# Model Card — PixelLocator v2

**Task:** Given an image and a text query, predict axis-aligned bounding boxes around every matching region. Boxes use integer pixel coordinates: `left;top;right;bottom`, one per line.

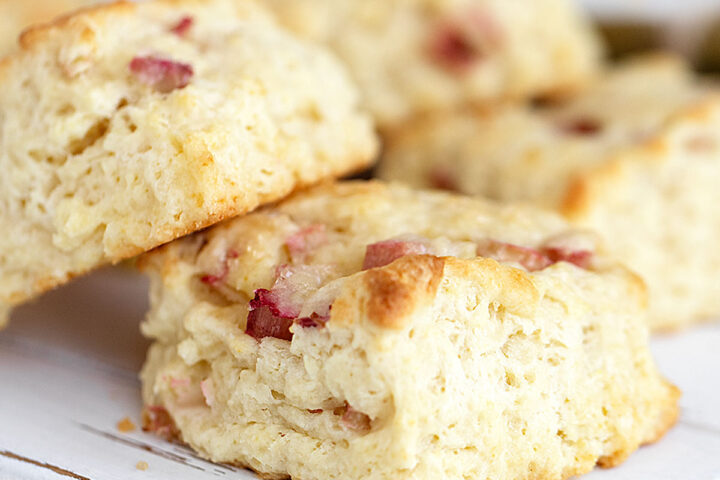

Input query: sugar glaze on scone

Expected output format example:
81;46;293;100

0;0;377;325
380;54;720;330
140;181;678;480
260;0;602;128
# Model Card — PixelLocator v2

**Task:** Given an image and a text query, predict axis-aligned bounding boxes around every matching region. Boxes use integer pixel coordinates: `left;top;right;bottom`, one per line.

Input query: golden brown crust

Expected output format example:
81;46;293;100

443;256;541;318
560;95;720;222
363;255;445;329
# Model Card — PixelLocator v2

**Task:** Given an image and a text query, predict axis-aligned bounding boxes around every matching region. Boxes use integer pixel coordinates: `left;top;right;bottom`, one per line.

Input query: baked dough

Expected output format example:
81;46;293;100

0;0;377;325
261;0;602;128
140;181;678;480
380;54;720;330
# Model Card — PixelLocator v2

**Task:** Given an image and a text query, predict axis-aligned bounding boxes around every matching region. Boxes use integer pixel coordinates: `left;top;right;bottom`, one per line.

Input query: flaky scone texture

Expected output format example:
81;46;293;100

380;54;720;330
140;181;678;480
0;0;377;324
260;0;602;128
0;0;94;56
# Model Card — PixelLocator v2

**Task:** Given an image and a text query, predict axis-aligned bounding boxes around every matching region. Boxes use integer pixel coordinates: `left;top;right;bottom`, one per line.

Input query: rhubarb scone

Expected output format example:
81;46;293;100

0;0;377;325
139;181;678;480
380;54;720;331
260;0;602;128
0;0;94;56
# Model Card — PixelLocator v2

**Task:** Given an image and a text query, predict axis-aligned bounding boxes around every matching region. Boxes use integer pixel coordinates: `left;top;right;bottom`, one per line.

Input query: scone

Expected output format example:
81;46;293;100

140;181;678;480
0;0;94;56
380;54;720;331
0;0;377;325
260;0;603;128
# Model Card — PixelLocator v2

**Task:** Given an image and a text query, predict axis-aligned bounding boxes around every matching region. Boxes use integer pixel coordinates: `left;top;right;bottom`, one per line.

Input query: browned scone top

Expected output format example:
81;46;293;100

139;181;677;480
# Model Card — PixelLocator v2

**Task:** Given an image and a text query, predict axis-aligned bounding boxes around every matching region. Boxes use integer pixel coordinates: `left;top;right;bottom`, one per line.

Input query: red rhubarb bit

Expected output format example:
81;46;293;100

200;250;239;286
477;239;553;272
339;404;371;433
428;23;479;72
170;16;194;36
429;166;459;192
543;247;592;269
295;312;330;329
307;409;324;414
142;406;179;441
428;10;501;72
285;224;327;259
561;117;603;136
363;240;429;270
245;264;336;340
129;56;194;93
245;289;296;341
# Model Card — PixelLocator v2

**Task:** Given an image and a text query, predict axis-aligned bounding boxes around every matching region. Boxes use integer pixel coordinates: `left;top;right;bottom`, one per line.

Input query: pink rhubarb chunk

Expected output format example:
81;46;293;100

363;240;429;270
429;23;478;72
477;239;553;272
129;56;194;93
285;224;327;259
428;10;501;73
245;289;296;341
200;250;239;286
543;247;593;269
477;239;593;271
340;404;371;433
170;16;194;36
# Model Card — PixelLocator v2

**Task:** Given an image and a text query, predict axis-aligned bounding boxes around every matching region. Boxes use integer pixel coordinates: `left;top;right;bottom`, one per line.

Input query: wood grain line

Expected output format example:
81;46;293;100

0;450;92;480
77;424;211;473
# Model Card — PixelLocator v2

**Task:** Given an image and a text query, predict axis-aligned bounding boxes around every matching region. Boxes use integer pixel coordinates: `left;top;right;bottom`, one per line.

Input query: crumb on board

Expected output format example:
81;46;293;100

136;461;149;471
117;416;136;433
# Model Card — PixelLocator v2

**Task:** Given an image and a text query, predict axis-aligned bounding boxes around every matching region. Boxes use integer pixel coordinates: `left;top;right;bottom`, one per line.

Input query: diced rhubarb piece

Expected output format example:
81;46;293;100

271;264;329;316
129;56;194;93
245;264;337;340
307;408;323;414
561;117;603;136
245;289;296;341
428;23;478;72
200;249;239;286
285;224;327;259
142;406;179;441
429;166;458;192
543;247;593;269
363;240;429;270
428;10;501;73
339;404;371;433
295;313;330;329
477;239;553;272
170;16;194;36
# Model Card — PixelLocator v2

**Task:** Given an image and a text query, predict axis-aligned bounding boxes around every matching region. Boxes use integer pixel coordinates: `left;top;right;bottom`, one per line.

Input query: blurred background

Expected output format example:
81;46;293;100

580;0;720;71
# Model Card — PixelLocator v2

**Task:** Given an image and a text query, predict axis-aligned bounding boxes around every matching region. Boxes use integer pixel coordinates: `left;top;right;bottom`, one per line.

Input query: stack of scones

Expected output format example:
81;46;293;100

3;1;716;479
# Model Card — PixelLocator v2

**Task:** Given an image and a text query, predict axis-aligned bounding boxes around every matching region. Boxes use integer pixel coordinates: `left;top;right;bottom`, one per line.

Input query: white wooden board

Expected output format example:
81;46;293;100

0;268;719;480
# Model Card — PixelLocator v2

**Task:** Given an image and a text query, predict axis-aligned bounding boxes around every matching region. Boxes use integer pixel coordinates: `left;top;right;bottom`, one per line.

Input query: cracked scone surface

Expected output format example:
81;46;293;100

140;181;678;480
260;0;602;128
380;54;720;330
0;0;94;56
0;0;377;324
